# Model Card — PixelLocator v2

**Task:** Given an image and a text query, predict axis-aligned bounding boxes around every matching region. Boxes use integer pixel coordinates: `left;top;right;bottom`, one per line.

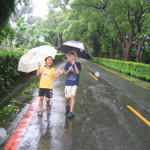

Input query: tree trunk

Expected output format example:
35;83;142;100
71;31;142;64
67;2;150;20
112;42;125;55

124;39;133;61
136;38;145;62
10;32;13;47
115;20;135;61
123;30;134;61
93;36;101;57
110;49;115;58
110;41;116;58
122;46;127;60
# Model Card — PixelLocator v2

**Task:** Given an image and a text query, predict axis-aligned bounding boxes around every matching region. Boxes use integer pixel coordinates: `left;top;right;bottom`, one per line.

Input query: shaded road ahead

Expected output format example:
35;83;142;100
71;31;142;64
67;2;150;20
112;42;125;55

5;59;150;150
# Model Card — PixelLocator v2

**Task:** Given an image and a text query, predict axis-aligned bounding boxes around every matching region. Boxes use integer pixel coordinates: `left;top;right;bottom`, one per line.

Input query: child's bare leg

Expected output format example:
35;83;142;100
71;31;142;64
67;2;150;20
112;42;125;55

66;97;70;112
70;95;75;112
38;96;44;116
66;97;70;106
46;97;51;112
39;96;44;110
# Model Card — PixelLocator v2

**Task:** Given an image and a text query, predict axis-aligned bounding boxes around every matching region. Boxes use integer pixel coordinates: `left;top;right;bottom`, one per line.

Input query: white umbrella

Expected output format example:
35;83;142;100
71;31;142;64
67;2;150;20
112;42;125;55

18;45;57;73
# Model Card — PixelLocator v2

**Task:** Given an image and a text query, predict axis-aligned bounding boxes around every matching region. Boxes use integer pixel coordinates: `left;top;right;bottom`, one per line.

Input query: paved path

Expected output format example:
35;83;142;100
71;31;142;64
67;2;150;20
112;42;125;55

4;60;150;150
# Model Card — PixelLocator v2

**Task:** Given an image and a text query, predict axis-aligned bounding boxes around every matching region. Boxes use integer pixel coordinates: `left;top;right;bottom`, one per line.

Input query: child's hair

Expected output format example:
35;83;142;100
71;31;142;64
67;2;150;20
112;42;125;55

69;52;75;56
45;56;53;61
68;51;77;57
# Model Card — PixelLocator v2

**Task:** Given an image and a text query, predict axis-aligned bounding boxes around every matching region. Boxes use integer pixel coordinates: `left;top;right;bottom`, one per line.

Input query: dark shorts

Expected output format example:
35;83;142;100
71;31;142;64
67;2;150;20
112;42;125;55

39;88;53;98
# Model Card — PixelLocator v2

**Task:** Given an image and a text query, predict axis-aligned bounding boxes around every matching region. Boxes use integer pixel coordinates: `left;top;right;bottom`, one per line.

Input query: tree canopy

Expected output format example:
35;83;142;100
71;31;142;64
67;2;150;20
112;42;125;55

0;0;150;64
54;0;150;63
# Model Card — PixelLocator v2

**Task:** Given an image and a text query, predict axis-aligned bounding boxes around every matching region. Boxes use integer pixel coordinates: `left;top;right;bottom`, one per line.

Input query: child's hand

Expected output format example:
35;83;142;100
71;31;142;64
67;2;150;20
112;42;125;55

69;66;73;71
38;63;41;68
72;60;75;65
60;70;65;75
55;70;65;78
61;70;65;74
72;56;76;65
37;63;41;76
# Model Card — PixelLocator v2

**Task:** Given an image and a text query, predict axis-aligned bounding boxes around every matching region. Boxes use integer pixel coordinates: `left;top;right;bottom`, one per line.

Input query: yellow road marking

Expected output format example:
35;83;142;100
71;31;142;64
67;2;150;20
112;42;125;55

126;105;150;126
89;72;98;80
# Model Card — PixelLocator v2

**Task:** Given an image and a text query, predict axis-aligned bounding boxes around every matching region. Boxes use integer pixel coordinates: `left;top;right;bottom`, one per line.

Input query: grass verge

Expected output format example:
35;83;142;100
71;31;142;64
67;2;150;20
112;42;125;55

93;62;150;90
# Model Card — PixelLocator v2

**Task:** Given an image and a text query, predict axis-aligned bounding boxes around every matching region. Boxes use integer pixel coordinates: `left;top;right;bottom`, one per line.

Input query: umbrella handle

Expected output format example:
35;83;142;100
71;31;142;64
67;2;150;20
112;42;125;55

38;62;41;68
73;56;76;61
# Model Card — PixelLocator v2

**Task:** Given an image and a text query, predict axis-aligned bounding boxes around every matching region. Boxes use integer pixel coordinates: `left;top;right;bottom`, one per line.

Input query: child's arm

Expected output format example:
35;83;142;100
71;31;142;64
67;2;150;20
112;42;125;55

74;63;80;74
72;59;80;74
55;70;65;79
37;63;41;76
64;66;72;76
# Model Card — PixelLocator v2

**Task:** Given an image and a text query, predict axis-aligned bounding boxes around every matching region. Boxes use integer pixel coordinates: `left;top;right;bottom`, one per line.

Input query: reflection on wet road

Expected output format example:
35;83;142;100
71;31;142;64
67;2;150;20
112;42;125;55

8;60;150;150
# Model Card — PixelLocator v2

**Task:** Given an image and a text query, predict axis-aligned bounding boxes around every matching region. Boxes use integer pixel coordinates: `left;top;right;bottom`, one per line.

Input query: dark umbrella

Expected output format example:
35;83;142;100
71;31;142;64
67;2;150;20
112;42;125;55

58;40;93;59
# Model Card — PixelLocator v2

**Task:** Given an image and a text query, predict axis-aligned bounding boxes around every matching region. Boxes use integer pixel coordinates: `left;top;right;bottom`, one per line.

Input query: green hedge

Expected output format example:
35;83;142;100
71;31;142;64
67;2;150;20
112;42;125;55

0;50;26;95
54;53;66;63
93;57;150;82
0;51;65;96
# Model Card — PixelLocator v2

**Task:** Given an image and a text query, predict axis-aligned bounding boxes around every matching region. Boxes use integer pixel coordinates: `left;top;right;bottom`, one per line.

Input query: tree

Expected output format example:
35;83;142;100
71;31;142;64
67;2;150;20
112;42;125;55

102;0;150;61
0;23;15;45
0;0;31;47
0;0;30;27
34;0;150;63
62;0;109;56
134;0;150;62
26;16;43;25
14;17;38;47
10;0;33;23
35;9;69;47
0;0;15;27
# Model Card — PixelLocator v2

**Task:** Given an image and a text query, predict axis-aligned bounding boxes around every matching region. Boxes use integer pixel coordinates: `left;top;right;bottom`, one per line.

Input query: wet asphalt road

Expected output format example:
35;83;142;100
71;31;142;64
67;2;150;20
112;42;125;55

10;59;150;150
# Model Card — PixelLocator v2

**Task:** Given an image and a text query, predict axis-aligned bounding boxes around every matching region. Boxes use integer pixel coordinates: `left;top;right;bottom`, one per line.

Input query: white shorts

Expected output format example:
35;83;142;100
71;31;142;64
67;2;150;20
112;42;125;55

65;86;78;98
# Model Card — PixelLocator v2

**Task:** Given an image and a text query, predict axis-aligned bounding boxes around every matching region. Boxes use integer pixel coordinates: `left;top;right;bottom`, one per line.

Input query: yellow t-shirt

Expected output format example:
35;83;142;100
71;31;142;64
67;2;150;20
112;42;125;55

39;67;57;89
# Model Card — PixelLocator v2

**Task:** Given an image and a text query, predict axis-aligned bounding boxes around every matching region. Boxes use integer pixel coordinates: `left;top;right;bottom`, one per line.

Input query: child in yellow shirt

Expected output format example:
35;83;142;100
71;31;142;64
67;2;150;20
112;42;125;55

37;56;64;116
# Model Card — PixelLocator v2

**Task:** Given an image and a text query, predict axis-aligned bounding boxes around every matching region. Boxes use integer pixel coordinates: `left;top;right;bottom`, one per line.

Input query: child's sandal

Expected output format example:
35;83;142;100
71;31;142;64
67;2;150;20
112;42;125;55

38;109;43;116
46;104;51;112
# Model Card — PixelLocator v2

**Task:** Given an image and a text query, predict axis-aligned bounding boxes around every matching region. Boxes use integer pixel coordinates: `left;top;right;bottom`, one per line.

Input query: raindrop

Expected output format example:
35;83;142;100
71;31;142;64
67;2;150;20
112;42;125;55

113;100;116;103
95;71;100;78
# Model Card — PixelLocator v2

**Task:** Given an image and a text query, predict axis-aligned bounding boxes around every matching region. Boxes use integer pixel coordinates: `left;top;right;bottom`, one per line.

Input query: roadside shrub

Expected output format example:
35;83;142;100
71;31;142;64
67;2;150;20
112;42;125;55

93;57;99;63
0;50;26;95
93;57;150;82
54;53;66;63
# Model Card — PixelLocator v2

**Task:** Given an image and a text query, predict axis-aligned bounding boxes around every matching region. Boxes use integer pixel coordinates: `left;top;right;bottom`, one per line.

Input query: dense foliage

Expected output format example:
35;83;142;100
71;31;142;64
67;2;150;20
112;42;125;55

47;0;150;64
0;50;26;95
0;0;15;27
93;57;150;82
0;0;150;64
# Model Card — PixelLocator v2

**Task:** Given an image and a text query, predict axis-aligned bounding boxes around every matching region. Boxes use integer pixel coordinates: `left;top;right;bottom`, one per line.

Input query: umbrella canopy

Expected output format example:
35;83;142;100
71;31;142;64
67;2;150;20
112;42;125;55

18;45;57;73
58;40;93;59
